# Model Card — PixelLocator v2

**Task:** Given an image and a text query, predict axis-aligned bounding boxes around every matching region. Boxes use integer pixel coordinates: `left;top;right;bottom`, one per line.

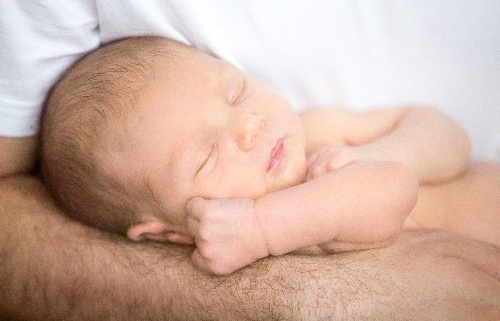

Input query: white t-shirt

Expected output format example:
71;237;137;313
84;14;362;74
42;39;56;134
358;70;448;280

1;0;499;159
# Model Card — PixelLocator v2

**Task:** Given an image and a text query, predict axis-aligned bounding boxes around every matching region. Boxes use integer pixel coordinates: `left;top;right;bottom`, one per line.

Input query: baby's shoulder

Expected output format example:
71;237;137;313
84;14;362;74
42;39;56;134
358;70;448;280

300;107;349;150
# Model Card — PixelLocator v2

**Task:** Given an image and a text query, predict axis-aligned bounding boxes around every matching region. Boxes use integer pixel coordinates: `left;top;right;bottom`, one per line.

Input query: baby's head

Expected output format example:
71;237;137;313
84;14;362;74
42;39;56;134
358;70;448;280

41;36;307;244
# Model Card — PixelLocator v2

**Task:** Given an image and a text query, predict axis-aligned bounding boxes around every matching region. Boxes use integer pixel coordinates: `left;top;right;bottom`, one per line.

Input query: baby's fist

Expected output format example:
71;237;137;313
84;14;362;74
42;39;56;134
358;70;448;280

186;197;269;275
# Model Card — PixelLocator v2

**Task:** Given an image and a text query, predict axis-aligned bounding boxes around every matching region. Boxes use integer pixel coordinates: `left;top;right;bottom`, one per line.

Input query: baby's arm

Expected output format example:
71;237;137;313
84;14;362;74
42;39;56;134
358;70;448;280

187;161;418;275
255;161;418;255
301;106;471;183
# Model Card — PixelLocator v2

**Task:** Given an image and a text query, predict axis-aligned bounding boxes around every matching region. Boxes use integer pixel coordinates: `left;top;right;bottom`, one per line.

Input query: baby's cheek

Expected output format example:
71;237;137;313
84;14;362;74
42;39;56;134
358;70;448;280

225;174;269;200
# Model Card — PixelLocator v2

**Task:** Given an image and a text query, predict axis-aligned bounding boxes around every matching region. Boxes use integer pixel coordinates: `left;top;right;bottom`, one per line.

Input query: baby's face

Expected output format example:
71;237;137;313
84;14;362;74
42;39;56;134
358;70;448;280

124;44;306;227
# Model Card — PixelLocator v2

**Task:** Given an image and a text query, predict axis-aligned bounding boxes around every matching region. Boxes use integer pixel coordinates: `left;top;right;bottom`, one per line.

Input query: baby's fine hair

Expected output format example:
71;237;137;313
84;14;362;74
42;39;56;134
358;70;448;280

41;36;177;234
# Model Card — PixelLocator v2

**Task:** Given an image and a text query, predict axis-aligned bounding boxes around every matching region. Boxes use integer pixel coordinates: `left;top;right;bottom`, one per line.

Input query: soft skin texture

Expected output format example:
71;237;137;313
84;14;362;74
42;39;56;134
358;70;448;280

40;38;419;270
187;161;418;275
98;41;418;273
120;41;309;227
2;115;500;320
93;41;470;275
42;39;486;276
1;1;500;318
300;106;471;183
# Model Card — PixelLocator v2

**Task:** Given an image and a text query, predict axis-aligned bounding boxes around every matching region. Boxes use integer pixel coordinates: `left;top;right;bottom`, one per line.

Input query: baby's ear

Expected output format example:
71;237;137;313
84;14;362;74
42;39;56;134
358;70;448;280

127;220;194;245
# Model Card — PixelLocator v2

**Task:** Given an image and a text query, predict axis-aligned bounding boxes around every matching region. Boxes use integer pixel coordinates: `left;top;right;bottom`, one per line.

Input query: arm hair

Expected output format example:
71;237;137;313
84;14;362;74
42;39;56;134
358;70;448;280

1;176;499;320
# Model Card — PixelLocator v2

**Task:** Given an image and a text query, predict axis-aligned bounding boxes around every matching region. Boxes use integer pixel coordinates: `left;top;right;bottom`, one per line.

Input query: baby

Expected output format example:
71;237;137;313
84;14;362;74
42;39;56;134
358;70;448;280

41;36;500;275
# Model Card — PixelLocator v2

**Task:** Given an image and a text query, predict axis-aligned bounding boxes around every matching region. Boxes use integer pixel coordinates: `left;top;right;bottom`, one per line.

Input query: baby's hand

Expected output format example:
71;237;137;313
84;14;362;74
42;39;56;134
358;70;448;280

186;197;269;275
306;145;389;180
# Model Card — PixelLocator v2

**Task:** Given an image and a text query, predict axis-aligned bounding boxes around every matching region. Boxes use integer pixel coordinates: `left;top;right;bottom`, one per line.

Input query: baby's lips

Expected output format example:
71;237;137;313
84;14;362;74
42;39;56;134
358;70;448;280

268;138;284;172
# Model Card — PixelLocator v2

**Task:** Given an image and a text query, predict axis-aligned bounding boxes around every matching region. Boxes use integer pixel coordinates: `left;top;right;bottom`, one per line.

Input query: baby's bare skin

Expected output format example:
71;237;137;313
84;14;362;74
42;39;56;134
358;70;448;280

409;161;500;247
187;106;495;275
303;107;499;248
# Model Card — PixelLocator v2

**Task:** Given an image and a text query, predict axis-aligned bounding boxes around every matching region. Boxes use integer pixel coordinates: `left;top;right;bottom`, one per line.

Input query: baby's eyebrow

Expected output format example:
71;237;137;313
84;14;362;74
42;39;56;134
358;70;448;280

216;63;240;87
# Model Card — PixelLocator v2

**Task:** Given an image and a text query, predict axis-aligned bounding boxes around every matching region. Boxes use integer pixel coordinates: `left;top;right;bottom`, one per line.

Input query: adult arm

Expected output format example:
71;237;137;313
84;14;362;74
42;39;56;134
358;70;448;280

1;175;499;320
301;106;471;183
0;136;38;178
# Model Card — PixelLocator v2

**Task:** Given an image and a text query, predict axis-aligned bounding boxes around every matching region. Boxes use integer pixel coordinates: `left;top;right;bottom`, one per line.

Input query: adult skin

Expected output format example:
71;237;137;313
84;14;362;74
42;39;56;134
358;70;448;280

1;137;500;320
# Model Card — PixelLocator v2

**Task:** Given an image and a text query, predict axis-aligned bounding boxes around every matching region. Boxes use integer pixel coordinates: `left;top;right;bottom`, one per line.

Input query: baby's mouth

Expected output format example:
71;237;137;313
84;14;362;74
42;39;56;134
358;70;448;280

268;138;284;172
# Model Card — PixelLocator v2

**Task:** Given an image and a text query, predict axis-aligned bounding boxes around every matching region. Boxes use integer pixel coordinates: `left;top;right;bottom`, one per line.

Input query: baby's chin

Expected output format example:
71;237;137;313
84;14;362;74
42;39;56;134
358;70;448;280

286;159;308;186
269;156;307;192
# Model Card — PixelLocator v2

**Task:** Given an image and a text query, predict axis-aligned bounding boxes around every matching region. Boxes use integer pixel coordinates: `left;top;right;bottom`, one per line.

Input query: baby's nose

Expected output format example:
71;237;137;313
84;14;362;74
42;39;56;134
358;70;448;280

233;111;266;151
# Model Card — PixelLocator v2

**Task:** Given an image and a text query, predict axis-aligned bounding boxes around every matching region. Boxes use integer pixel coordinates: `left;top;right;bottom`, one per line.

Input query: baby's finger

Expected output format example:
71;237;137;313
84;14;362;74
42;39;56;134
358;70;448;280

306;150;320;168
191;249;234;275
191;249;214;274
186;196;209;217
326;155;355;172
306;163;327;181
186;214;200;237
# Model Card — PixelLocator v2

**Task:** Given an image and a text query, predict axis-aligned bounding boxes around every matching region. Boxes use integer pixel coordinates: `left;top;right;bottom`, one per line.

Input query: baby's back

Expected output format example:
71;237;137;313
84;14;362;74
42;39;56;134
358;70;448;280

407;161;500;247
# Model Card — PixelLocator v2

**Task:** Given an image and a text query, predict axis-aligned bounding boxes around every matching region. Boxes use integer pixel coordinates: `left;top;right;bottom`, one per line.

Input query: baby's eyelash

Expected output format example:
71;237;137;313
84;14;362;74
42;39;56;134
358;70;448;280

231;79;247;105
196;142;218;176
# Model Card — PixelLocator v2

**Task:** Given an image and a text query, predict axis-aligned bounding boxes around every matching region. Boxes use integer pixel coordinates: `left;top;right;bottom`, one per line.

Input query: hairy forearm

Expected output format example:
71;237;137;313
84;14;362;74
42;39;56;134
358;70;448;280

3;175;419;320
0;136;38;178
2;176;499;320
0;176;179;320
0;176;344;320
